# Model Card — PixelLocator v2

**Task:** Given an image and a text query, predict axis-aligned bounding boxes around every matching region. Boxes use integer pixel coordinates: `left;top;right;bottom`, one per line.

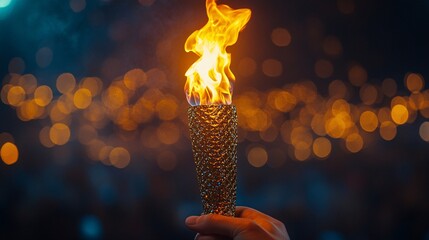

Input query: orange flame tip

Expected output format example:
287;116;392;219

184;0;251;106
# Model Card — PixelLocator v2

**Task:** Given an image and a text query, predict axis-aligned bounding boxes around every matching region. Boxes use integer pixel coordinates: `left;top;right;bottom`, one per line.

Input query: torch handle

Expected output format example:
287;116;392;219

188;105;238;216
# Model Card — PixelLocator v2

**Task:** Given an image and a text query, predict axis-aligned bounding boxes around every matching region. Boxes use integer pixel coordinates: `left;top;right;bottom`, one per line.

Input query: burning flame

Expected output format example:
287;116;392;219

184;0;251;106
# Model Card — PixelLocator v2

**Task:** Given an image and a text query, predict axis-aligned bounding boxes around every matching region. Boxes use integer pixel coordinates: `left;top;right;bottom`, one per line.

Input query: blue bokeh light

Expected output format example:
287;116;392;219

0;0;11;8
319;231;344;240
80;215;102;240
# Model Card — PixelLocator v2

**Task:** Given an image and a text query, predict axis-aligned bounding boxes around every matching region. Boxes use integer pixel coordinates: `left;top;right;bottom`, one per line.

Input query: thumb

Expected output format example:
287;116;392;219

185;214;250;238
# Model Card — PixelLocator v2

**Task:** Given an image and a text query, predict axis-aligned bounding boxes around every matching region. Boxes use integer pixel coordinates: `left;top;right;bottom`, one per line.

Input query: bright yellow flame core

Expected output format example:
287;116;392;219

184;0;251;106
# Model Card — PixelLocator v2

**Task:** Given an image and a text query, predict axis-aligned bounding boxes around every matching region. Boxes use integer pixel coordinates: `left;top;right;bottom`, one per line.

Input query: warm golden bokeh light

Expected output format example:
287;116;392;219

156;97;178;121
1;142;19;165
360;84;378;105
329;80;348;99
18;100;44;121
331;99;350;115
294;147;311;161
271;27;292;47
80;77;103;96
74;88;92;109
348;64;367;87
262;59;283;77
98;146;113;165
381;78;397;97
1;84;13;105
268;90;297;113
1;46;427;167
247;146;268;167
56;73;76;94
346;133;363;153
39;126;55;148
377;107;391;123
132;98;155;123
49;123;71;145
326;117;346;138
405;73;424;93
391;104;409;125
109;147;131;168
391;96;408;109
379;121;397;141
314;59;334;79
123;68;147;90
34;85;53;107
7;86;26;106
260;126;278;142
360;111;378;132
311;114;327;136
156;122;180;145
102;86;127;110
312;137;332;158
18;74;37;94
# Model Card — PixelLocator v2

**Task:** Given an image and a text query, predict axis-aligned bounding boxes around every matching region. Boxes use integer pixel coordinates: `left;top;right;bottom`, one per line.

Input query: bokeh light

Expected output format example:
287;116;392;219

70;0;86;13
74;88;92;109
405;73;424;93
1;142;18;165
0;0;12;8
348;64;367;87
109;147;131;168
8;57;25;73
49;123;71;145
56;73;76;94
35;47;53;68
391;104;409;125
6;86;25;106
420;122;429;142
262;59;283;77
346;133;363;153
360;111;378;132
34;85;53;107
247;146;268;167
379;121;397;141
312;137;331;159
314;59;334;79
271;28;292;47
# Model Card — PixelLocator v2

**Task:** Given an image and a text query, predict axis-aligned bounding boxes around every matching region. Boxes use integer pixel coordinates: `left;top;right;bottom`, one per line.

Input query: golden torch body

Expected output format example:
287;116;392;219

188;105;238;216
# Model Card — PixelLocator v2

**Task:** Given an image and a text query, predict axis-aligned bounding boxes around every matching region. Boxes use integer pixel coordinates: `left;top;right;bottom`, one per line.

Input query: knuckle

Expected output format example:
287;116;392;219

245;219;263;232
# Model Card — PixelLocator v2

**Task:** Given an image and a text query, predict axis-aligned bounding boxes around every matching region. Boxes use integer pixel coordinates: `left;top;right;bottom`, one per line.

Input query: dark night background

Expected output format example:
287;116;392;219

1;0;429;239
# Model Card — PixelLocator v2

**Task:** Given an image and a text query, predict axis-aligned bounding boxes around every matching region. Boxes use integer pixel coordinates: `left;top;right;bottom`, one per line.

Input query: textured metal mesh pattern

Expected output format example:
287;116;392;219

188;105;238;216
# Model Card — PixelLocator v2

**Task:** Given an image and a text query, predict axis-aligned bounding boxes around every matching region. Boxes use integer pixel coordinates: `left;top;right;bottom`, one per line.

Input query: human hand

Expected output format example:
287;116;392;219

185;206;289;240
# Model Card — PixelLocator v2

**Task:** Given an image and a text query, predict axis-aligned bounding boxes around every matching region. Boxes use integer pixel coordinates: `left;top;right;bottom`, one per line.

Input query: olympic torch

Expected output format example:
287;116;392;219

184;0;251;216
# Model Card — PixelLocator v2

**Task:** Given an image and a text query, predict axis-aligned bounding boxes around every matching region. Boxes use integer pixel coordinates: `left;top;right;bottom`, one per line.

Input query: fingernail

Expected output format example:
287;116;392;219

185;216;198;225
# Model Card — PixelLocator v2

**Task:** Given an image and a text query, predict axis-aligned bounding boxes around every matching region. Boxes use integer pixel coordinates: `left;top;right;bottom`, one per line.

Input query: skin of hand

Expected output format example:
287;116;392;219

185;206;290;240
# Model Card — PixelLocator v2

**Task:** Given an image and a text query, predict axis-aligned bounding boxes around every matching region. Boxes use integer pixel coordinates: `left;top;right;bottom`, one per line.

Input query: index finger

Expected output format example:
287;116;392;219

236;206;278;222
